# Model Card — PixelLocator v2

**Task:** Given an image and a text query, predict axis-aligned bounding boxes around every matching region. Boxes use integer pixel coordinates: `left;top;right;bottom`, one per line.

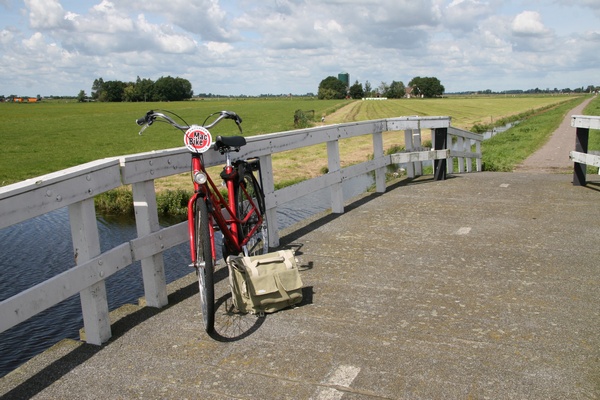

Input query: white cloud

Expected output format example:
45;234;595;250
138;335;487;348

0;0;599;96
25;0;69;30
119;0;237;42
444;0;493;32
509;11;556;53
511;11;551;37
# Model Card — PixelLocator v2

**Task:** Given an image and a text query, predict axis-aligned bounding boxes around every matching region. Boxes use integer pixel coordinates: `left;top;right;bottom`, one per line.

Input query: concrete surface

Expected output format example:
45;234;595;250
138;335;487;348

1;170;598;399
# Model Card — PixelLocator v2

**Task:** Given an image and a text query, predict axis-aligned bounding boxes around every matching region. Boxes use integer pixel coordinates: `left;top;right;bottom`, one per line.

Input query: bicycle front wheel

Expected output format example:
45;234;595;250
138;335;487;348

236;172;269;256
194;197;215;332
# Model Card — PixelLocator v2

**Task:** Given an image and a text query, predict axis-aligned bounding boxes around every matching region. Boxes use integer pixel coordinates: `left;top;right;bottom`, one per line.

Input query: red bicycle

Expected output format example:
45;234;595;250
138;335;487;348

136;110;269;332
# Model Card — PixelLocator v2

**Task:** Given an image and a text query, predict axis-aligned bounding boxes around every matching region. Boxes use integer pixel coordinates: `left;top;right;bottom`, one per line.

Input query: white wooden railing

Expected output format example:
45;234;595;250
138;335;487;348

570;115;600;185
0;116;482;345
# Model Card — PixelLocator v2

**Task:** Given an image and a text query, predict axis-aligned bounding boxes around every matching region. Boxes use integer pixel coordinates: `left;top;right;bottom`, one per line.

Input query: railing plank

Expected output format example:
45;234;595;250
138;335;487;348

0;243;132;335
130;222;188;261
0;159;121;229
390;150;450;163
570;151;600;168
571;115;600;130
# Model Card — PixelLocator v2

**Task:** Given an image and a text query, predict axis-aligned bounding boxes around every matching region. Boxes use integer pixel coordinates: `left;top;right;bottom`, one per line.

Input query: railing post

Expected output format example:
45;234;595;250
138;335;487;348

69;198;111;345
466;139;473;173
448;133;455;174
456;136;465;173
372;130;386;193
476;141;482;172
259;154;280;248
132;180;167;308
404;129;415;178
327;139;344;213
413;129;423;176
573;127;589;186
434;127;448;181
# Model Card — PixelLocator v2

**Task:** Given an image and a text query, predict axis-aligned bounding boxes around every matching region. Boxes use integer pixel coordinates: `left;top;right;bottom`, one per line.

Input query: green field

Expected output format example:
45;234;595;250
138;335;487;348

0;98;350;186
0;95;592;186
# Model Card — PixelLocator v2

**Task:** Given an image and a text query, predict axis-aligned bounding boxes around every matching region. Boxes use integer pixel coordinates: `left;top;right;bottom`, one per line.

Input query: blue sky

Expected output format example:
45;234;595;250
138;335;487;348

0;0;598;96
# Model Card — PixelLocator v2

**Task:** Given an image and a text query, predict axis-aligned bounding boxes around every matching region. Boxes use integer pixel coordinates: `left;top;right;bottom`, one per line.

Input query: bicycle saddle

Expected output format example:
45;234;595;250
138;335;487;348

215;135;246;151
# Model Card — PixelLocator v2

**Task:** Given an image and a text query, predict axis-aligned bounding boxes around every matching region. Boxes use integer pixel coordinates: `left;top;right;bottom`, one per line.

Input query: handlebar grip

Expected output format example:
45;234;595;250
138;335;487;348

222;110;242;124
136;110;155;126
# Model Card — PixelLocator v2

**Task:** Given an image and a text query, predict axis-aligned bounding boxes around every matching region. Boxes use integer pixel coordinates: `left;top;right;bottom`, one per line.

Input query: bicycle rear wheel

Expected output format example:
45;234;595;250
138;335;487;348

236;172;269;256
194;197;215;332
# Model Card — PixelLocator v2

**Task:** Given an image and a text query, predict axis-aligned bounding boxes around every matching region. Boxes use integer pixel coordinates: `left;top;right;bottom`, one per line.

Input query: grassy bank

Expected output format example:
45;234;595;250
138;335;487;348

481;96;591;171
583;96;600;151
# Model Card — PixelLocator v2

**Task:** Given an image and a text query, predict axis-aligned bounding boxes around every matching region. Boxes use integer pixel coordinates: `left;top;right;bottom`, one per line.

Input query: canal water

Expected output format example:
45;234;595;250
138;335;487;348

0;174;374;377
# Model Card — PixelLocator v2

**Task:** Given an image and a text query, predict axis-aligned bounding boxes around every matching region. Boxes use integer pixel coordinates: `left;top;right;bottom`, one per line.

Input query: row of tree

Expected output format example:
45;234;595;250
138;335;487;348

318;76;445;99
463;86;599;95
81;76;194;102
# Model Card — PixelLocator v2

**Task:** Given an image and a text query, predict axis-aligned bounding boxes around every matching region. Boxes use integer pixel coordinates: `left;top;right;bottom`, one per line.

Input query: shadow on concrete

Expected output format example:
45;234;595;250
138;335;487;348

1;281;198;400
278;174;457;248
581;180;600;192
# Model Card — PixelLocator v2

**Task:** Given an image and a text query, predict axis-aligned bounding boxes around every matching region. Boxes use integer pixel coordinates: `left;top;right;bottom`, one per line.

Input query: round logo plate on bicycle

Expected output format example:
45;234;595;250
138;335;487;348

184;125;212;153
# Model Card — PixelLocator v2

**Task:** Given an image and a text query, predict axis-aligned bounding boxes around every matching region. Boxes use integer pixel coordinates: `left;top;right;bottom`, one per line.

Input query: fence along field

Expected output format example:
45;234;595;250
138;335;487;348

0;95;584;186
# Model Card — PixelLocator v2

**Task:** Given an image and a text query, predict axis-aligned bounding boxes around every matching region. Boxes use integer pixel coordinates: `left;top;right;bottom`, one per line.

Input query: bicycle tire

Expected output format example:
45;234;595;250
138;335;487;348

235;171;269;256
195;197;215;332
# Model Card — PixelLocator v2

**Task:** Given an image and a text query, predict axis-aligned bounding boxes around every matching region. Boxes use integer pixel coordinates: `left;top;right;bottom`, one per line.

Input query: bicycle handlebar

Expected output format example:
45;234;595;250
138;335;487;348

135;109;243;135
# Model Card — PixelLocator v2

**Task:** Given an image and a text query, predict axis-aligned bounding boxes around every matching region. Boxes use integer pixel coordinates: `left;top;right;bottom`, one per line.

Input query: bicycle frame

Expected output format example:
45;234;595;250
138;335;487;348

187;152;263;265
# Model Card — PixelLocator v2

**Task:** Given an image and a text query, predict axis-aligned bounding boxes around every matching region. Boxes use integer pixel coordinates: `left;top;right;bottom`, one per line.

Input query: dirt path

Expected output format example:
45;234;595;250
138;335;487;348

514;97;594;173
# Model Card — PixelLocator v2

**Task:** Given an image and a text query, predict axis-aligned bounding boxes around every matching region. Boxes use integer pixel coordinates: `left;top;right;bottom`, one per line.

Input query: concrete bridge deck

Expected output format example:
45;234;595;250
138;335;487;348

1;171;599;399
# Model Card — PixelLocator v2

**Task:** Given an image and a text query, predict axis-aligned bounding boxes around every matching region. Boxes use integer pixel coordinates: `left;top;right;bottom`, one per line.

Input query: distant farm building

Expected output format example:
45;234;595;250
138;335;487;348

4;97;39;103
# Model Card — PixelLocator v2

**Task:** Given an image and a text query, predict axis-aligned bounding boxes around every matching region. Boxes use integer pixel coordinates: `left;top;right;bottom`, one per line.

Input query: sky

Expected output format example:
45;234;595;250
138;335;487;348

0;0;599;97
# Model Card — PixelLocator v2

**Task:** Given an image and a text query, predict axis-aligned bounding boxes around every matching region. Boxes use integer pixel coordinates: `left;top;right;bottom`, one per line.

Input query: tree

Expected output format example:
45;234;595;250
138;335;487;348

91;77;104;100
386;81;406;99
408;76;445;98
102;80;126;102
90;75;192;102
134;76;155;102
378;82;390;97
154;76;193;101
349;80;364;99
364;80;372;97
123;84;136;102
77;90;86;102
318;76;347;99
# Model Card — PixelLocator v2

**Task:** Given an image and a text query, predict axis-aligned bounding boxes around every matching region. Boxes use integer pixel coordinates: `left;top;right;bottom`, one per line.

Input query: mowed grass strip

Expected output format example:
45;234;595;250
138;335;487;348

322;95;581;130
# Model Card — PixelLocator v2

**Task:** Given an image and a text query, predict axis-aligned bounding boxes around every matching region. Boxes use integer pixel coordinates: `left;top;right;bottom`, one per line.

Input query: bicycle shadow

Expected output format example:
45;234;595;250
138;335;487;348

209;265;264;342
209;264;314;342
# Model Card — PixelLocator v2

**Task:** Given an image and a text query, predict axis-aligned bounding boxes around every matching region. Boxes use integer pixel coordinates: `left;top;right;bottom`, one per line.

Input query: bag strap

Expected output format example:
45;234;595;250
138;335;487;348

245;255;283;276
277;250;294;269
274;273;292;303
241;250;295;277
